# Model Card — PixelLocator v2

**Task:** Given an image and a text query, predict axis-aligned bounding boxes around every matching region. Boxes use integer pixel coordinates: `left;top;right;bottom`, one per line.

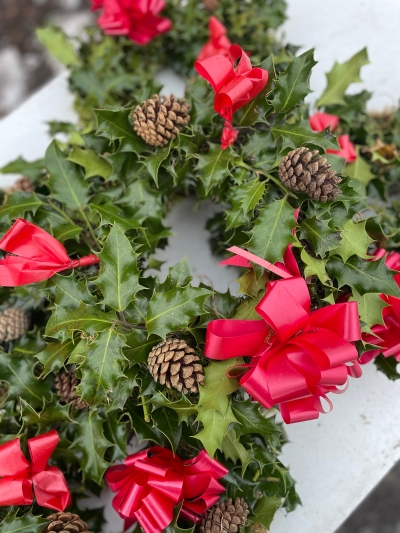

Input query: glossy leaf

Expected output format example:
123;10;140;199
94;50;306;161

231;399;282;439
330;220;373;262
36;26;80;67
95;109;146;154
271;121;339;152
196;145;233;194
36;339;74;377
344;148;375;186
299;216;342;258
0;192;42;223
0;513;47;533
67;146;113;179
249;495;282;529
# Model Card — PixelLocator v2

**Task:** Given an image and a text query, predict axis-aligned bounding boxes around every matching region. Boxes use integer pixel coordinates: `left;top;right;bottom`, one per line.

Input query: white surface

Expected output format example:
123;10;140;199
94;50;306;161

279;0;400;111
1;33;400;533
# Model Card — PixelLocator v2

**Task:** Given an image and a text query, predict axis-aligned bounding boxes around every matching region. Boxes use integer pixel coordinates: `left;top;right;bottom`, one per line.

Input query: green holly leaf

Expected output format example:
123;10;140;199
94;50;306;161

0;352;52;408
94;224;143;311
247;199;296;263
150;391;196;425
45;140;89;210
47;273;96;309
221;428;253;475
0;512;47;533
151;407;182;452
231;399;282;440
299;216;342;258
233;299;261;320
349;290;388;332
120;179;164;219
0;191;42;223
124;329;159;365
317;48;369;107
240;180;266;215
35;339;74;377
36;26;80;67
198;360;241;413
95;109;146;154
74;410;113;484
142;145;172;186
108;366;138;411
90;203;141;232
300;249;331;285
344;148;375;186
196;145;233;194
374;355;400;381
0;156;44;180
272;49;317;113
249;495;282;529
327;256;400;296
330;220;373;262
126;403;163;444
71;329;128;407
237;270;269;298
45;302;116;341
20;397;72;430
194;404;237;458
271;121;339;152
67;146;113;179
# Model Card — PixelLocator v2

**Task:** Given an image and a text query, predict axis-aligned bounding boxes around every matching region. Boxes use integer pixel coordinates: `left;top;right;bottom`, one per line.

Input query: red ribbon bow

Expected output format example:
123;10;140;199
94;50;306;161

93;0;172;45
361;250;400;363
309;112;357;163
0;218;99;287
197;16;232;61
106;446;227;533
0;430;71;511
195;45;268;149
205;247;362;424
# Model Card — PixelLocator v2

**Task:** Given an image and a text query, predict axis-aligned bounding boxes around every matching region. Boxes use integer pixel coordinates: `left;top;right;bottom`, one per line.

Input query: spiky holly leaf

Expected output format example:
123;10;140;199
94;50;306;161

94;224;143;311
330;220;373;262
317;48;369;107
20;397;72;431
344;148;375;186
196;145;233;194
90;203;141;232
350;290;388;332
36;26;80;67
249;495;282;529
231;399;282;440
221;428;253;476
374;355;400;381
142;145;172;186
327;256;400;297
162;258;192;291
45;302;116;342
45;140;89;210
233;299;261;320
151;407;182;452
226;185;250;230
126;403;163;444
300;249;331;285
120;179;164;219
240;179;266;215
0;352;52;408
124;329;159;365
150;391;196;425
74;410;113;484
247;199;296;263
46;273;96;309
71;329;128;407
299;216;342;258
0;512;47;532
271;121;339;152
108;366;138;411
103;411;130;461
272;49;317;113
194;404;237;458
67;146;113;179
95;108;146;154
237;270;269;298
0;192;42;223
36;338;74;377
0;156;44;180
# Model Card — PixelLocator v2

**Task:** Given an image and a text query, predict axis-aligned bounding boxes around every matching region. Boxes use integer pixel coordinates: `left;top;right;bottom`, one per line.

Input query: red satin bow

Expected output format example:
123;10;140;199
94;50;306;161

0;219;99;287
205;247;362;423
361;250;400;363
197;16;232;61
195;45;268;149
309;112;357;163
93;0;172;45
106;446;227;533
0;430;71;511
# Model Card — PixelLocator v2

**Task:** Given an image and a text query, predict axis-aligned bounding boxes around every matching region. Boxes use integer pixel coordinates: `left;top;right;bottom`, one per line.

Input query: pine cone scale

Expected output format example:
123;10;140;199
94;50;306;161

200;498;249;533
0;308;30;342
42;512;90;533
54;371;88;410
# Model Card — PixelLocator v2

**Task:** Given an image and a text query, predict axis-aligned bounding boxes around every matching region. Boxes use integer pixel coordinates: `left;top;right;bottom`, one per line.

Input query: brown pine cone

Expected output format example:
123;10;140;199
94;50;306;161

42;512;90;533
200;498;249;533
131;94;190;147
6;176;34;196
147;338;204;394
54;371;88;410
203;0;220;10
0;308;30;342
278;147;342;202
252;524;267;533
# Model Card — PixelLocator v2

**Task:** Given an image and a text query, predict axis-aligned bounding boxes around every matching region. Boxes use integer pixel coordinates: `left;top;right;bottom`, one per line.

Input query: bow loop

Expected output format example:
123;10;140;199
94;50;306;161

0;439;30;477
28;430;59;473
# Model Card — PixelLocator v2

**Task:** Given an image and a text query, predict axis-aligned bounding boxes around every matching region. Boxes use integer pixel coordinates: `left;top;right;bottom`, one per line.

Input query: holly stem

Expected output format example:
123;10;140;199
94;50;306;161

79;208;101;251
141;395;151;423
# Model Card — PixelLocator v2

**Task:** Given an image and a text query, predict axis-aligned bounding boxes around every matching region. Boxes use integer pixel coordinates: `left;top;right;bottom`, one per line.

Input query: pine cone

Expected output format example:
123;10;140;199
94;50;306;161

54;371;88;410
203;0;219;10
0;308;30;342
42;512;90;533
252;524;267;533
200;498;249;533
278;147;342;202
131;94;190;147
147;338;204;394
5;177;34;197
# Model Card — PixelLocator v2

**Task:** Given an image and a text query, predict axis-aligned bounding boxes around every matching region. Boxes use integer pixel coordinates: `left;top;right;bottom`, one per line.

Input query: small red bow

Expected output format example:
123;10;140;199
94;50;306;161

93;0;172;45
205;247;362;424
361;250;400;364
309;112;357;163
197;16;232;61
106;446;227;533
0;431;71;511
0;219;99;287
195;45;268;149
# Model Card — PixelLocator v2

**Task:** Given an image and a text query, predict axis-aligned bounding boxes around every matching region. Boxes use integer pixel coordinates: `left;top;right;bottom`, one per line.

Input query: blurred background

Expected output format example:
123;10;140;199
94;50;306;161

0;1;399;532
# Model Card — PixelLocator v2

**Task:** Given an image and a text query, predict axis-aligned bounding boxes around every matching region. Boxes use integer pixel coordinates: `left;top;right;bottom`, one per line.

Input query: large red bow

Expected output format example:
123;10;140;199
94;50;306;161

0;431;71;511
195;45;268;149
93;0;172;45
197;16;232;61
205;247;362;424
309;112;357;163
0;219;99;286
361;250;400;363
106;446;227;533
